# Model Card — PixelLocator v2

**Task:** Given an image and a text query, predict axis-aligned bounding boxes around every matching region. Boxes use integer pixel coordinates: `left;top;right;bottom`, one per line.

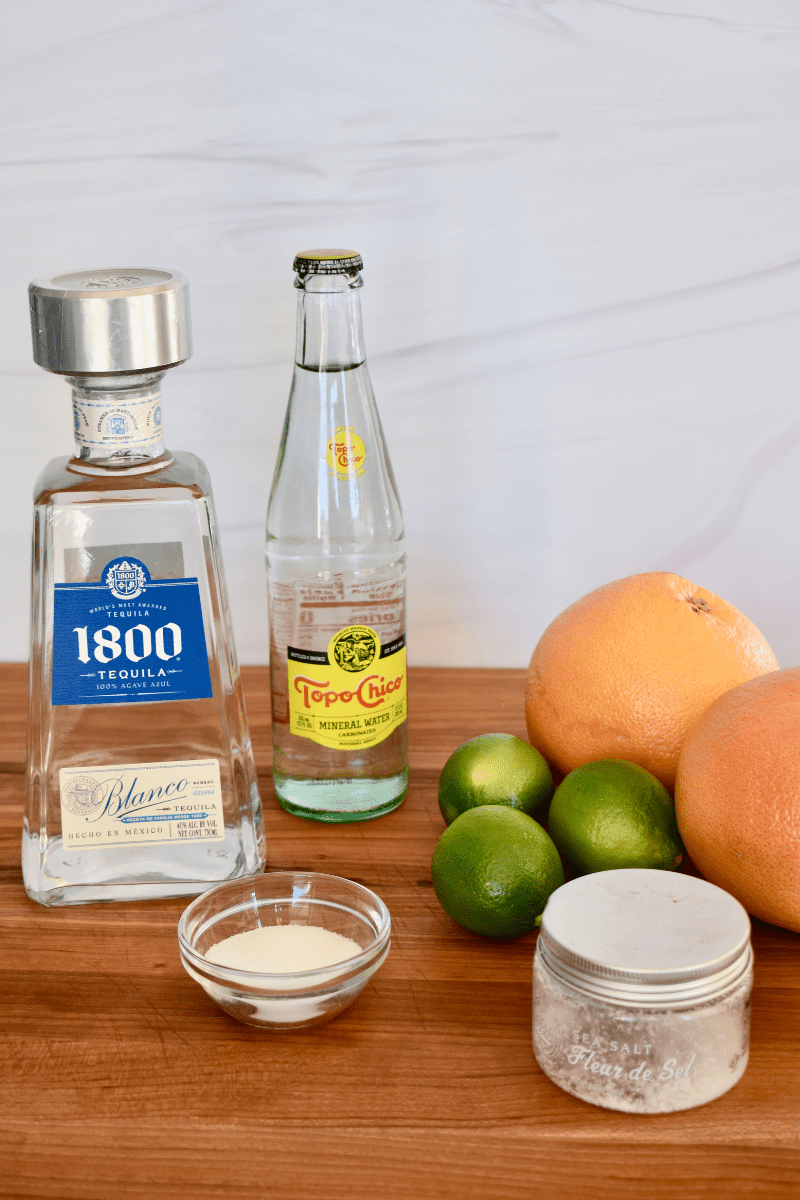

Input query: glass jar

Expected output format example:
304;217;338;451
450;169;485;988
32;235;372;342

532;869;752;1113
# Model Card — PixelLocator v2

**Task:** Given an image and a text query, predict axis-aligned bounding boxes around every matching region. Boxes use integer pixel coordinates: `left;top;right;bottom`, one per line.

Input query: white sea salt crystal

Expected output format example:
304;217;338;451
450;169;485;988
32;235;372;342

205;923;361;973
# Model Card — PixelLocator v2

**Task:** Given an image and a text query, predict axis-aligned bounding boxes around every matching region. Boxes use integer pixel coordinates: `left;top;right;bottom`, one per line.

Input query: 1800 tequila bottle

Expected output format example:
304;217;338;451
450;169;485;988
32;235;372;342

24;268;265;905
266;250;408;821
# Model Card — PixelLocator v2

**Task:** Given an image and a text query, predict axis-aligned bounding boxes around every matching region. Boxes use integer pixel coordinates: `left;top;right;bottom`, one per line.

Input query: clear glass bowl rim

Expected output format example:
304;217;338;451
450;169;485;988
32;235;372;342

177;869;391;984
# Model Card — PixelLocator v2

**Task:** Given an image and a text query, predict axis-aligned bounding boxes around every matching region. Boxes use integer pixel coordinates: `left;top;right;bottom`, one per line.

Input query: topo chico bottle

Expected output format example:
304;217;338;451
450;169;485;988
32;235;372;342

24;267;265;905
266;249;408;822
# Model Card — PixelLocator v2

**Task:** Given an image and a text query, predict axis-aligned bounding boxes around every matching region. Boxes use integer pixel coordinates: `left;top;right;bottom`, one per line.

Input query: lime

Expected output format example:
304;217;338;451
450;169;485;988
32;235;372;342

438;733;554;826
431;806;564;938
547;759;684;875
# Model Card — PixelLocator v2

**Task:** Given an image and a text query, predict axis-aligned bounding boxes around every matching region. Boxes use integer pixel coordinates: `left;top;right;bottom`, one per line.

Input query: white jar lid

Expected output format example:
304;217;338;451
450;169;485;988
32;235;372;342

538;869;751;1007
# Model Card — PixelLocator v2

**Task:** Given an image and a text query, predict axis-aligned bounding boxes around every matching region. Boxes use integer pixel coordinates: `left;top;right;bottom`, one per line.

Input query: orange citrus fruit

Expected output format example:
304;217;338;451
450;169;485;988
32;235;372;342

525;572;777;793
675;667;800;932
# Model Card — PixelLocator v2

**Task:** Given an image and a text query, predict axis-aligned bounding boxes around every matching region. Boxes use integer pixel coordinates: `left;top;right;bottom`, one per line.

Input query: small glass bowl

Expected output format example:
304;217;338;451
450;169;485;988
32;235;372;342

177;871;391;1030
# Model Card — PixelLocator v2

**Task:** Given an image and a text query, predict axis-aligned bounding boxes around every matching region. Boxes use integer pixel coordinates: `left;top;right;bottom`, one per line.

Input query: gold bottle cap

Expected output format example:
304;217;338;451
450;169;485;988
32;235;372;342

293;249;363;276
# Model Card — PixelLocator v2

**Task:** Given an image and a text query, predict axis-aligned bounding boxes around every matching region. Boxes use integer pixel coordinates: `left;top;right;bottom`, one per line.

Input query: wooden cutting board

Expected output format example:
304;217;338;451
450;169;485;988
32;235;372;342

1;665;798;1199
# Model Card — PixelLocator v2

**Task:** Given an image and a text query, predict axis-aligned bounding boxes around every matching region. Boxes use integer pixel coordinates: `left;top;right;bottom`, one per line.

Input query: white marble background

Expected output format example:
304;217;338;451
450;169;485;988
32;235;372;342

2;0;800;667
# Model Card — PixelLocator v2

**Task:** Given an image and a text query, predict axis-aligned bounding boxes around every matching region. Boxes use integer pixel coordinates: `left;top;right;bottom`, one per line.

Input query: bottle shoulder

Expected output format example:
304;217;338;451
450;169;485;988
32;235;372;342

33;449;213;506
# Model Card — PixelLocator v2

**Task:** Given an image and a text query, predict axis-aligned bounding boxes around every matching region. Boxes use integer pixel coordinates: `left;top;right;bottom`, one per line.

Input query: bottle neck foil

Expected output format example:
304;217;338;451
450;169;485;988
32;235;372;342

69;371;166;466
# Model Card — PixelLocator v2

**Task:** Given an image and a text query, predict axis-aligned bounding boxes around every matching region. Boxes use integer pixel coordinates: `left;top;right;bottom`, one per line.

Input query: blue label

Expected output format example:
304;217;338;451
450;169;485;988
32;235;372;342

52;556;213;706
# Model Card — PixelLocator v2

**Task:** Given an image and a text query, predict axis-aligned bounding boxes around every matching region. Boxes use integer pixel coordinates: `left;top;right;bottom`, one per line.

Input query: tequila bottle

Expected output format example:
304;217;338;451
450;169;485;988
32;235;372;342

24;268;265;905
267;250;408;821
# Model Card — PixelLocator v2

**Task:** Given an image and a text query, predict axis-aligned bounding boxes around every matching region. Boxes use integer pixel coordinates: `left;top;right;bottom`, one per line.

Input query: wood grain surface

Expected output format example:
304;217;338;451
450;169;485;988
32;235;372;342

1;666;799;1200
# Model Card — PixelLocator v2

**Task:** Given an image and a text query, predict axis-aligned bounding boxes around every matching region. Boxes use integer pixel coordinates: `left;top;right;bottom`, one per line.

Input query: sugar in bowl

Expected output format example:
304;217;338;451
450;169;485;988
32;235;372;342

178;871;391;1030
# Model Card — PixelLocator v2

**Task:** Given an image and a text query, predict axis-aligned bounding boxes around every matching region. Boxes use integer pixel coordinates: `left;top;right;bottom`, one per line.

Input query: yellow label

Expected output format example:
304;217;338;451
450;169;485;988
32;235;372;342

287;626;406;750
326;426;366;479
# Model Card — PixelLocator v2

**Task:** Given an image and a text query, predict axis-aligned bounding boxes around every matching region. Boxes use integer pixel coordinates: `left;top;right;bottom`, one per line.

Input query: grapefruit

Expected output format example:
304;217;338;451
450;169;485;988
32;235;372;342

525;572;777;792
675;667;800;933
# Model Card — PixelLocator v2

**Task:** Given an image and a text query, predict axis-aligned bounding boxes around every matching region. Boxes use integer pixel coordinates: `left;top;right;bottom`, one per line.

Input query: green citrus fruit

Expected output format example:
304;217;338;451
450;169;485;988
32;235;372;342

547;759;684;875
438;733;554;826
431;806;564;938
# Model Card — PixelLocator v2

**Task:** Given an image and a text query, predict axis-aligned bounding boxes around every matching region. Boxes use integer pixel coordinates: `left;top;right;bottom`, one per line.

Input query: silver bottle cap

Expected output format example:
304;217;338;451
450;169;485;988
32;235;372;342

538;869;752;1008
28;268;192;375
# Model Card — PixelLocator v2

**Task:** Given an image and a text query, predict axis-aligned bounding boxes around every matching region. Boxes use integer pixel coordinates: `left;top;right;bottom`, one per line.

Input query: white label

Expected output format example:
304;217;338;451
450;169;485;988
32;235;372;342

59;759;223;849
73;393;163;450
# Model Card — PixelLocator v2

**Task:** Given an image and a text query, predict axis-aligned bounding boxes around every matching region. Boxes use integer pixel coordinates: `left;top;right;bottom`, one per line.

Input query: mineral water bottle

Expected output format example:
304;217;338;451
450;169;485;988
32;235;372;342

24;268;265;905
266;250;408;821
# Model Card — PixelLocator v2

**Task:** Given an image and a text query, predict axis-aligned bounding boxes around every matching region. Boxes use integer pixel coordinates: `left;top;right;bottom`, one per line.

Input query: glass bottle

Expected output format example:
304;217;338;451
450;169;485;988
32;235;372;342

24;268;265;905
266;250;408;821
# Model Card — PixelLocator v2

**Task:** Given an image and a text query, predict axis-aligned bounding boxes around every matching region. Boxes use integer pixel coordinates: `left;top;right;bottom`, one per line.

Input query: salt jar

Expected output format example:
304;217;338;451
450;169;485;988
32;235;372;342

532;869;752;1113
